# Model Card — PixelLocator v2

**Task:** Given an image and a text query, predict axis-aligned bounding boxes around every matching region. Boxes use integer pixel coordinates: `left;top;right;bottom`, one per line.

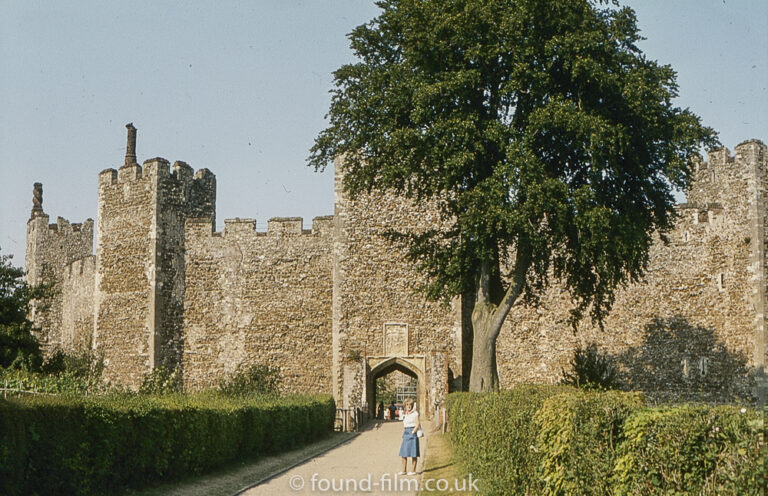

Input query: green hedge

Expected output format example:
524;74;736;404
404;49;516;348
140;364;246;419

447;384;571;495
447;386;765;496
613;404;766;495
535;390;643;495
0;392;335;496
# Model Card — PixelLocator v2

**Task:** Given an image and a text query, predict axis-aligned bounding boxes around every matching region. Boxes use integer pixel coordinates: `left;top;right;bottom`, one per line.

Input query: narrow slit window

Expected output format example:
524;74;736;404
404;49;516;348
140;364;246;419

699;357;709;377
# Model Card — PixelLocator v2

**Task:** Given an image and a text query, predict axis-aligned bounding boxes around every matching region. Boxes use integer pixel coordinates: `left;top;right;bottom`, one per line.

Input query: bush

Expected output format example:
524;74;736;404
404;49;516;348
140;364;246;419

613;404;766;495
447;385;764;496
534;390;643;495
40;349;103;378
138;366;182;395
0;323;42;371
561;344;621;390
219;363;281;396
0;392;335;495
447;385;571;495
0;367;106;396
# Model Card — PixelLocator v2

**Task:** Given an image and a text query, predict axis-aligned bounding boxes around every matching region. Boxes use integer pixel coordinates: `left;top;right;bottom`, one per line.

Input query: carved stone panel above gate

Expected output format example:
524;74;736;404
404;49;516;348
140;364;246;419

383;322;409;356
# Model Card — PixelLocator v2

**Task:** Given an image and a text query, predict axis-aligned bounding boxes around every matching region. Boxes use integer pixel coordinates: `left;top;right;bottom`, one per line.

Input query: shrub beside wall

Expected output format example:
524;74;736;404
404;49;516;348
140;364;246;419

535;390;643;495
448;385;571;495
447;386;765;496
0;393;335;496
613;405;766;496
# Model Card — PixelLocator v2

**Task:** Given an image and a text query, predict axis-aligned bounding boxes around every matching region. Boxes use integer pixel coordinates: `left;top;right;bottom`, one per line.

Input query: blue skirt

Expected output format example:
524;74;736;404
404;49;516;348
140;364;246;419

399;426;420;458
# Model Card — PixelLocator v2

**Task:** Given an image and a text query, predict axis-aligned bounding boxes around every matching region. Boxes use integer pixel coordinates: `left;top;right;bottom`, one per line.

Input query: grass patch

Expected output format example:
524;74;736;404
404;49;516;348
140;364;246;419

419;429;466;496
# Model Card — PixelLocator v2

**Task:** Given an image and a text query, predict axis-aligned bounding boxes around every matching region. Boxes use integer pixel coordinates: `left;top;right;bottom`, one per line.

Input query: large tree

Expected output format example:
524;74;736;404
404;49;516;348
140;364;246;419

309;0;717;391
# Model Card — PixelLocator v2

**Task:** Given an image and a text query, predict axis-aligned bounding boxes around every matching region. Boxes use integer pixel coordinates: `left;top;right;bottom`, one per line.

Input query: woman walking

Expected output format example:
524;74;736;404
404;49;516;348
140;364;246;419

398;397;420;475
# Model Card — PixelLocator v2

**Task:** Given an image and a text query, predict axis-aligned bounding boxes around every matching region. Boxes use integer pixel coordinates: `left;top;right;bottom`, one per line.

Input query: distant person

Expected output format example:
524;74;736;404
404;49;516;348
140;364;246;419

388;402;396;421
397;398;420;476
377;401;384;419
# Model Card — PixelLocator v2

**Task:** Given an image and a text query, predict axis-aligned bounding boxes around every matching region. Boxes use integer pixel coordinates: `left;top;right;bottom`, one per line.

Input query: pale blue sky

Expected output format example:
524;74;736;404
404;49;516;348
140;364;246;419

1;1;766;262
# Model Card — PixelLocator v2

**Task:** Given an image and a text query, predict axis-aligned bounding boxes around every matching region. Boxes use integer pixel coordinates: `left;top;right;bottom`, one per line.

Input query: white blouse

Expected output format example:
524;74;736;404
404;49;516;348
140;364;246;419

403;410;419;428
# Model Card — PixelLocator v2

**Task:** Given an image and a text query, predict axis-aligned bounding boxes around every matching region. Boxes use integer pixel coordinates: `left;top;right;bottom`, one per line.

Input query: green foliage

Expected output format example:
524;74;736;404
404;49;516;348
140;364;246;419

0;367;106;396
0;322;42;371
218;363;281;396
346;349;363;362
447;385;571;494
0;392;335;496
561;344;622;390
447;385;763;495
41;349;103;378
310;0;717;326
376;374;398;405
310;0;718;393
0;248;52;371
138;366;182;395
613;404;766;495
535;389;643;495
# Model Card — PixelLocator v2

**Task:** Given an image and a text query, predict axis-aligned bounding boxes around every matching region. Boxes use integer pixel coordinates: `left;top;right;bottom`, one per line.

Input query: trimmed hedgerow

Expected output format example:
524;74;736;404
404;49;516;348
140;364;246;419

447;386;764;496
447;384;572;495
535;390;644;495
0;392;335;496
613;404;766;496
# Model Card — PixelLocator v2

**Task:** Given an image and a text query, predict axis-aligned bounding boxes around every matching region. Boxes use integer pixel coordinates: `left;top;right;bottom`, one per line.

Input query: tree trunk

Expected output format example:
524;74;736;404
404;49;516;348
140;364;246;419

466;248;532;392
468;318;500;391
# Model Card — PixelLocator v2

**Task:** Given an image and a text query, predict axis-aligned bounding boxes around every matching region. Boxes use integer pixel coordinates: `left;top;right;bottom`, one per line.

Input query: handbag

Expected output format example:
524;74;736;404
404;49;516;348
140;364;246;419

416;427;424;438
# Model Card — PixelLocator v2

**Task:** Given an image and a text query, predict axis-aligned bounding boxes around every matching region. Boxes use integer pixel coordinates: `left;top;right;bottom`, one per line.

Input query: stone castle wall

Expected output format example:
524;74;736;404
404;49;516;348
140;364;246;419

333;161;461;414
495;141;767;401
182;216;334;393
25;126;766;405
61;255;96;351
154;161;216;371
93;159;215;387
25;215;94;355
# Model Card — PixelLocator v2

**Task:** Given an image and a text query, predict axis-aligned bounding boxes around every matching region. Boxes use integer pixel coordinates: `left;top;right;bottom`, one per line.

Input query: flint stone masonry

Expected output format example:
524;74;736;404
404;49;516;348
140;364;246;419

182;216;333;393
61;256;96;351
495;141;767;402
332;159;460;416
93;159;216;387
26;215;94;355
25;126;767;407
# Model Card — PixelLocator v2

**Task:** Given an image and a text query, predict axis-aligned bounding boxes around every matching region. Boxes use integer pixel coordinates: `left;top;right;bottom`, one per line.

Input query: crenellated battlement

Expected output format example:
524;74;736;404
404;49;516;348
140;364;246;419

64;255;96;279
312;215;334;234
674;203;725;228
186;216;334;240
28;214;95;239
98;158;216;191
694;140;766;172
268;217;304;236
734;139;767;164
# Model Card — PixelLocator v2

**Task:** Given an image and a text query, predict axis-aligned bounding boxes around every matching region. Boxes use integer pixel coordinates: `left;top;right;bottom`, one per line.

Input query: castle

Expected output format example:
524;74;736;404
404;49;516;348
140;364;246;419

26;125;767;414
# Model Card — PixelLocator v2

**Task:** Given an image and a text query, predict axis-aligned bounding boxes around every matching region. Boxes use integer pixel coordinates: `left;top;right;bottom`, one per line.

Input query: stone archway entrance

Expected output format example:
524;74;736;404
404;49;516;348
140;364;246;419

366;356;427;419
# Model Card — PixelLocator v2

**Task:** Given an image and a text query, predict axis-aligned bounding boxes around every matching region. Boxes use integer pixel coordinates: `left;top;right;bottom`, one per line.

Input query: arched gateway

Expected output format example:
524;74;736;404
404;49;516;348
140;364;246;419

366;356;427;418
331;162;465;421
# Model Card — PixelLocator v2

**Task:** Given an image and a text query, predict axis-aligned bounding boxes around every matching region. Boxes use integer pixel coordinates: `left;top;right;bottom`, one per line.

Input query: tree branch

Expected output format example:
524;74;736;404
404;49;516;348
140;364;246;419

476;258;491;307
490;243;532;332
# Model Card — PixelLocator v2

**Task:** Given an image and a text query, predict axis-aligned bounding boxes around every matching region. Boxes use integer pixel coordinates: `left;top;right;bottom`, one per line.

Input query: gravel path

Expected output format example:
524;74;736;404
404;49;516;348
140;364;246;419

243;420;424;496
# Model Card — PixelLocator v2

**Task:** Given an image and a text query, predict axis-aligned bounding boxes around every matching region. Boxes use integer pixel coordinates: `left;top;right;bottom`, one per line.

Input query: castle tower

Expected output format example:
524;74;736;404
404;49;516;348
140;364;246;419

688;140;768;401
25;183;94;355
93;124;216;387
